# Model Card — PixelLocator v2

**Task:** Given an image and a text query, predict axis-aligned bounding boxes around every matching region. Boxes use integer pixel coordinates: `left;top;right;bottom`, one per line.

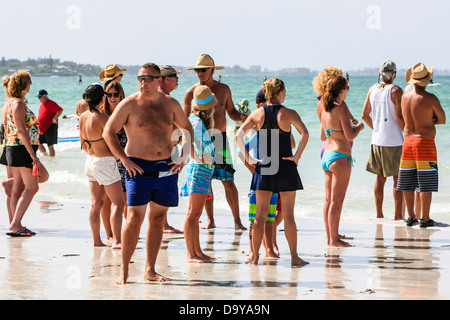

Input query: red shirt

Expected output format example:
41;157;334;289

38;99;63;134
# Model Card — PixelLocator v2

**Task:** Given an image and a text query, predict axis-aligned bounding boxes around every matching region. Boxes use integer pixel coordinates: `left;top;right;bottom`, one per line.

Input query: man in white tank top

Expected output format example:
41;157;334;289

362;61;405;220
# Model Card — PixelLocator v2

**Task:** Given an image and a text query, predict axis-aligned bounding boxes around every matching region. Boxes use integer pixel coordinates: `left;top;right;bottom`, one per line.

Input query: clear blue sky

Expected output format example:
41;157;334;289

1;0;449;71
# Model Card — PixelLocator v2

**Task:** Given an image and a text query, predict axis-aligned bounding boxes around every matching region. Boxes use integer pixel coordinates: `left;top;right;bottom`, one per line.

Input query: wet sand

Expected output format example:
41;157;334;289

1;192;450;301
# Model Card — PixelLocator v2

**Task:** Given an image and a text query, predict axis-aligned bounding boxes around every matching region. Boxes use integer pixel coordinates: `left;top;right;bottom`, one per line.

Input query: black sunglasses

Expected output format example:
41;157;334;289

194;68;211;73
137;75;160;82
106;92;121;98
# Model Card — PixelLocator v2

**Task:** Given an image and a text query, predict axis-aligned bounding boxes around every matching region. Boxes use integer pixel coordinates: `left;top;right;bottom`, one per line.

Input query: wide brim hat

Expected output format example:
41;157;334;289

191;85;218;110
99;64;128;82
406;62;433;86
186;54;225;71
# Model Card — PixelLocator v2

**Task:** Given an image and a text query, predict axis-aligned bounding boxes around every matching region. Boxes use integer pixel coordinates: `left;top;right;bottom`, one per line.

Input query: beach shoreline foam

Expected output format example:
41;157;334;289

1;191;450;301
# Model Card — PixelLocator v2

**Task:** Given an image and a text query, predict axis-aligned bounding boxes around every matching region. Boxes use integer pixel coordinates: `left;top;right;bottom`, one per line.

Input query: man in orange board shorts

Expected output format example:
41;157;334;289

397;62;446;228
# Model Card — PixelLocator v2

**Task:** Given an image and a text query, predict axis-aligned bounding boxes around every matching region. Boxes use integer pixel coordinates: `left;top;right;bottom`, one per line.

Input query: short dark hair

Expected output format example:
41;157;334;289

140;63;161;75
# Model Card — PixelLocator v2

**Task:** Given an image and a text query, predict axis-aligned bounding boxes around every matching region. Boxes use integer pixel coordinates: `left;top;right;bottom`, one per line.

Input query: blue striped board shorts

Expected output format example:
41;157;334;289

248;190;279;222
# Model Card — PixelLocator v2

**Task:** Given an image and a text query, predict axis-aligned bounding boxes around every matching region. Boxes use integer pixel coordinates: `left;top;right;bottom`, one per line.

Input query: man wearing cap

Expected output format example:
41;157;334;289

37;89;63;157
159;65;181;95
103;62;193;284
362;61;404;220
184;54;247;231
397;62;446;228
158;64;183;234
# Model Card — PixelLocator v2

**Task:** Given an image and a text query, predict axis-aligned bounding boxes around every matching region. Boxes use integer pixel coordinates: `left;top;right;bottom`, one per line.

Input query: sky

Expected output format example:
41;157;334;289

1;0;450;72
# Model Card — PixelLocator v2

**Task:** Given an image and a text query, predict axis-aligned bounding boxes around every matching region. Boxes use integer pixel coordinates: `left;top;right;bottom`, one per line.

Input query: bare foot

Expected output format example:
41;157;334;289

265;250;280;259
163;225;183;234
116;268;128;285
329;239;353;247
201;220;216;230
291;256;309;267
94;242;107;247
235;222;247;231
144;272;171;282
111;242;121;250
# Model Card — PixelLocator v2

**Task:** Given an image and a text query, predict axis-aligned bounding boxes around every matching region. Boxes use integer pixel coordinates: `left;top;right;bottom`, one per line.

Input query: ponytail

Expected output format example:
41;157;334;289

322;76;348;112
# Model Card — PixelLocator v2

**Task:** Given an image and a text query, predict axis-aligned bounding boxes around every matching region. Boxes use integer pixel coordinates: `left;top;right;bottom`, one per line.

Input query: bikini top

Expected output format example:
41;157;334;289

81;137;104;149
324;128;343;139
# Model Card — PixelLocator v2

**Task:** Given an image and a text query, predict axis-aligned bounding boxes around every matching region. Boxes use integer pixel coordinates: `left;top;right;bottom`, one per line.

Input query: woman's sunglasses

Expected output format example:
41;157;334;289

106;93;121;98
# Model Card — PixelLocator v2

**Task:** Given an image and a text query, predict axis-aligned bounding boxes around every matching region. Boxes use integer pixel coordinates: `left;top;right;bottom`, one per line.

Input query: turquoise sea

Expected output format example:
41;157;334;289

1;73;450;226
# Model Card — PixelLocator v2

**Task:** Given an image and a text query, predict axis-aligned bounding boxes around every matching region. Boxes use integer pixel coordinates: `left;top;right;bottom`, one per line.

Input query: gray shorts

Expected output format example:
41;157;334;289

366;145;402;177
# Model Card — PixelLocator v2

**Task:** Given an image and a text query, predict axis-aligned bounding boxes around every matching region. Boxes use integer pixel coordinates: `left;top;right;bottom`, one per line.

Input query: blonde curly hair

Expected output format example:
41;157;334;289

312;66;343;96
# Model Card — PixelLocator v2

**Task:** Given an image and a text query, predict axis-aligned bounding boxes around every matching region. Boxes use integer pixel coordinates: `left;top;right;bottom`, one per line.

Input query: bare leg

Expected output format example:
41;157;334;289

104;181;125;249
203;187;216;229
327;158;352;248
116;204;147;285
393;175;403;220
48;144;55;157
248;190;271;265
419;192;432;222
88;181;106;247
279;191;309;266
222;180;246;230
9;167;39;233
144;202;171;282
184;193;214;262
374;175;386;219
100;194;113;240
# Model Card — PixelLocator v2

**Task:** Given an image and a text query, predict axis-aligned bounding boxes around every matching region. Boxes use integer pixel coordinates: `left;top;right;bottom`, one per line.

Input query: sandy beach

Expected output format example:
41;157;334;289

1;190;450;302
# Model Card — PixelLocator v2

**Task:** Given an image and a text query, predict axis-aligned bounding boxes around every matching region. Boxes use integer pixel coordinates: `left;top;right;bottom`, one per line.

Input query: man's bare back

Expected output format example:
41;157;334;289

401;85;446;139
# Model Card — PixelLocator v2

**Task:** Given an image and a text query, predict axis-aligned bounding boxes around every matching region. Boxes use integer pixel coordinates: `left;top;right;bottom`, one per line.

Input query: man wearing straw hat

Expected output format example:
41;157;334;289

103;62;193;284
184;54;248;231
397;62;446;228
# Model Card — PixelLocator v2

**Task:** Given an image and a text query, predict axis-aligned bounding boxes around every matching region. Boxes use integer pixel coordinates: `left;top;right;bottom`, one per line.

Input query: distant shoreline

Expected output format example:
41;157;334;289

3;56;450;77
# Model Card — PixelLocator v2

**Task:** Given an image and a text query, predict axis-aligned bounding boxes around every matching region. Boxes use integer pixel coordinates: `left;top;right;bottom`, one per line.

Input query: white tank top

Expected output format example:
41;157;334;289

369;83;404;147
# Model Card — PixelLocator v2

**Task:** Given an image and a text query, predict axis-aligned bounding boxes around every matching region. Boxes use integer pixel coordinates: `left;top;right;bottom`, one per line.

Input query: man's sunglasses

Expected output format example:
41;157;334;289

137;75;160;82
106;93;121;98
194;68;211;73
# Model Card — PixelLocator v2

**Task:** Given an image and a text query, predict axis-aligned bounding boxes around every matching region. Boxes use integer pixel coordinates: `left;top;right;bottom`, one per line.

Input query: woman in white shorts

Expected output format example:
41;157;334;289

79;83;124;249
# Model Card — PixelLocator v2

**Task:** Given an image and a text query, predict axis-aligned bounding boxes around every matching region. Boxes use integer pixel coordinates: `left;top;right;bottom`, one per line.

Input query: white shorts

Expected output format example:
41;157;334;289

85;155;121;186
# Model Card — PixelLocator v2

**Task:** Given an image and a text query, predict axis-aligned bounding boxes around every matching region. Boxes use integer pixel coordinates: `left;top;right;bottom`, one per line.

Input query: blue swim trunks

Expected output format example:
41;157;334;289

126;157;179;207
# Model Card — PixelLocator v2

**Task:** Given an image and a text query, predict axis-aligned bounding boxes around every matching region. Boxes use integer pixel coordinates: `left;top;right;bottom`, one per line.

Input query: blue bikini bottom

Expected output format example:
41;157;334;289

321;150;354;171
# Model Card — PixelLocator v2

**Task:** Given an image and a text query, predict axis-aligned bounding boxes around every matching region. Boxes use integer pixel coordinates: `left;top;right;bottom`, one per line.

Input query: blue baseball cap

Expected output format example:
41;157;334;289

37;89;48;97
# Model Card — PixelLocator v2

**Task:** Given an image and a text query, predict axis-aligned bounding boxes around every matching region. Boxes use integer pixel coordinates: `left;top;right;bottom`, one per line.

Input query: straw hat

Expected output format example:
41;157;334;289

191;85;218;110
406;62;433;86
99;64;128;82
186;54;224;70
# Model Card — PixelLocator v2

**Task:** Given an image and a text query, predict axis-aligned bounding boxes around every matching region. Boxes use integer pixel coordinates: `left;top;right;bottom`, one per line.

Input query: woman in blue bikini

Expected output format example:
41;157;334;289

320;76;364;247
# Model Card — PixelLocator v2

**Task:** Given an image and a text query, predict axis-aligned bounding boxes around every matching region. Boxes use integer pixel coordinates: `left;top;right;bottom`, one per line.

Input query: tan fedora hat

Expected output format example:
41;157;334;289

191;85;218;110
406;62;433;86
186;54;224;71
99;64;128;82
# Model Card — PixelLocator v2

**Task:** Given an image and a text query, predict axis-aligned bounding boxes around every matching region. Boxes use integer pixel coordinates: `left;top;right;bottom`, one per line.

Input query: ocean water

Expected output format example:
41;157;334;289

1;73;450;225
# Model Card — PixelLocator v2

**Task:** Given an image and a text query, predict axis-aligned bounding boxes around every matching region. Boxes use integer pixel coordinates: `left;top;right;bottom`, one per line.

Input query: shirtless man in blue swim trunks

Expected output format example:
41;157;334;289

103;63;193;285
184;54;248;230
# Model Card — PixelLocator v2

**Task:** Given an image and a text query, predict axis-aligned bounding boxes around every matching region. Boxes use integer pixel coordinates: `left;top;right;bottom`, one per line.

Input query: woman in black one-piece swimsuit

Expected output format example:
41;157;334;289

236;78;310;267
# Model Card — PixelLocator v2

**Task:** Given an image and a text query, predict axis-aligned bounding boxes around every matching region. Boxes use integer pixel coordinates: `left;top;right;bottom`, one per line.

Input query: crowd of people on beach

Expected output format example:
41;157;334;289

0;53;446;284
